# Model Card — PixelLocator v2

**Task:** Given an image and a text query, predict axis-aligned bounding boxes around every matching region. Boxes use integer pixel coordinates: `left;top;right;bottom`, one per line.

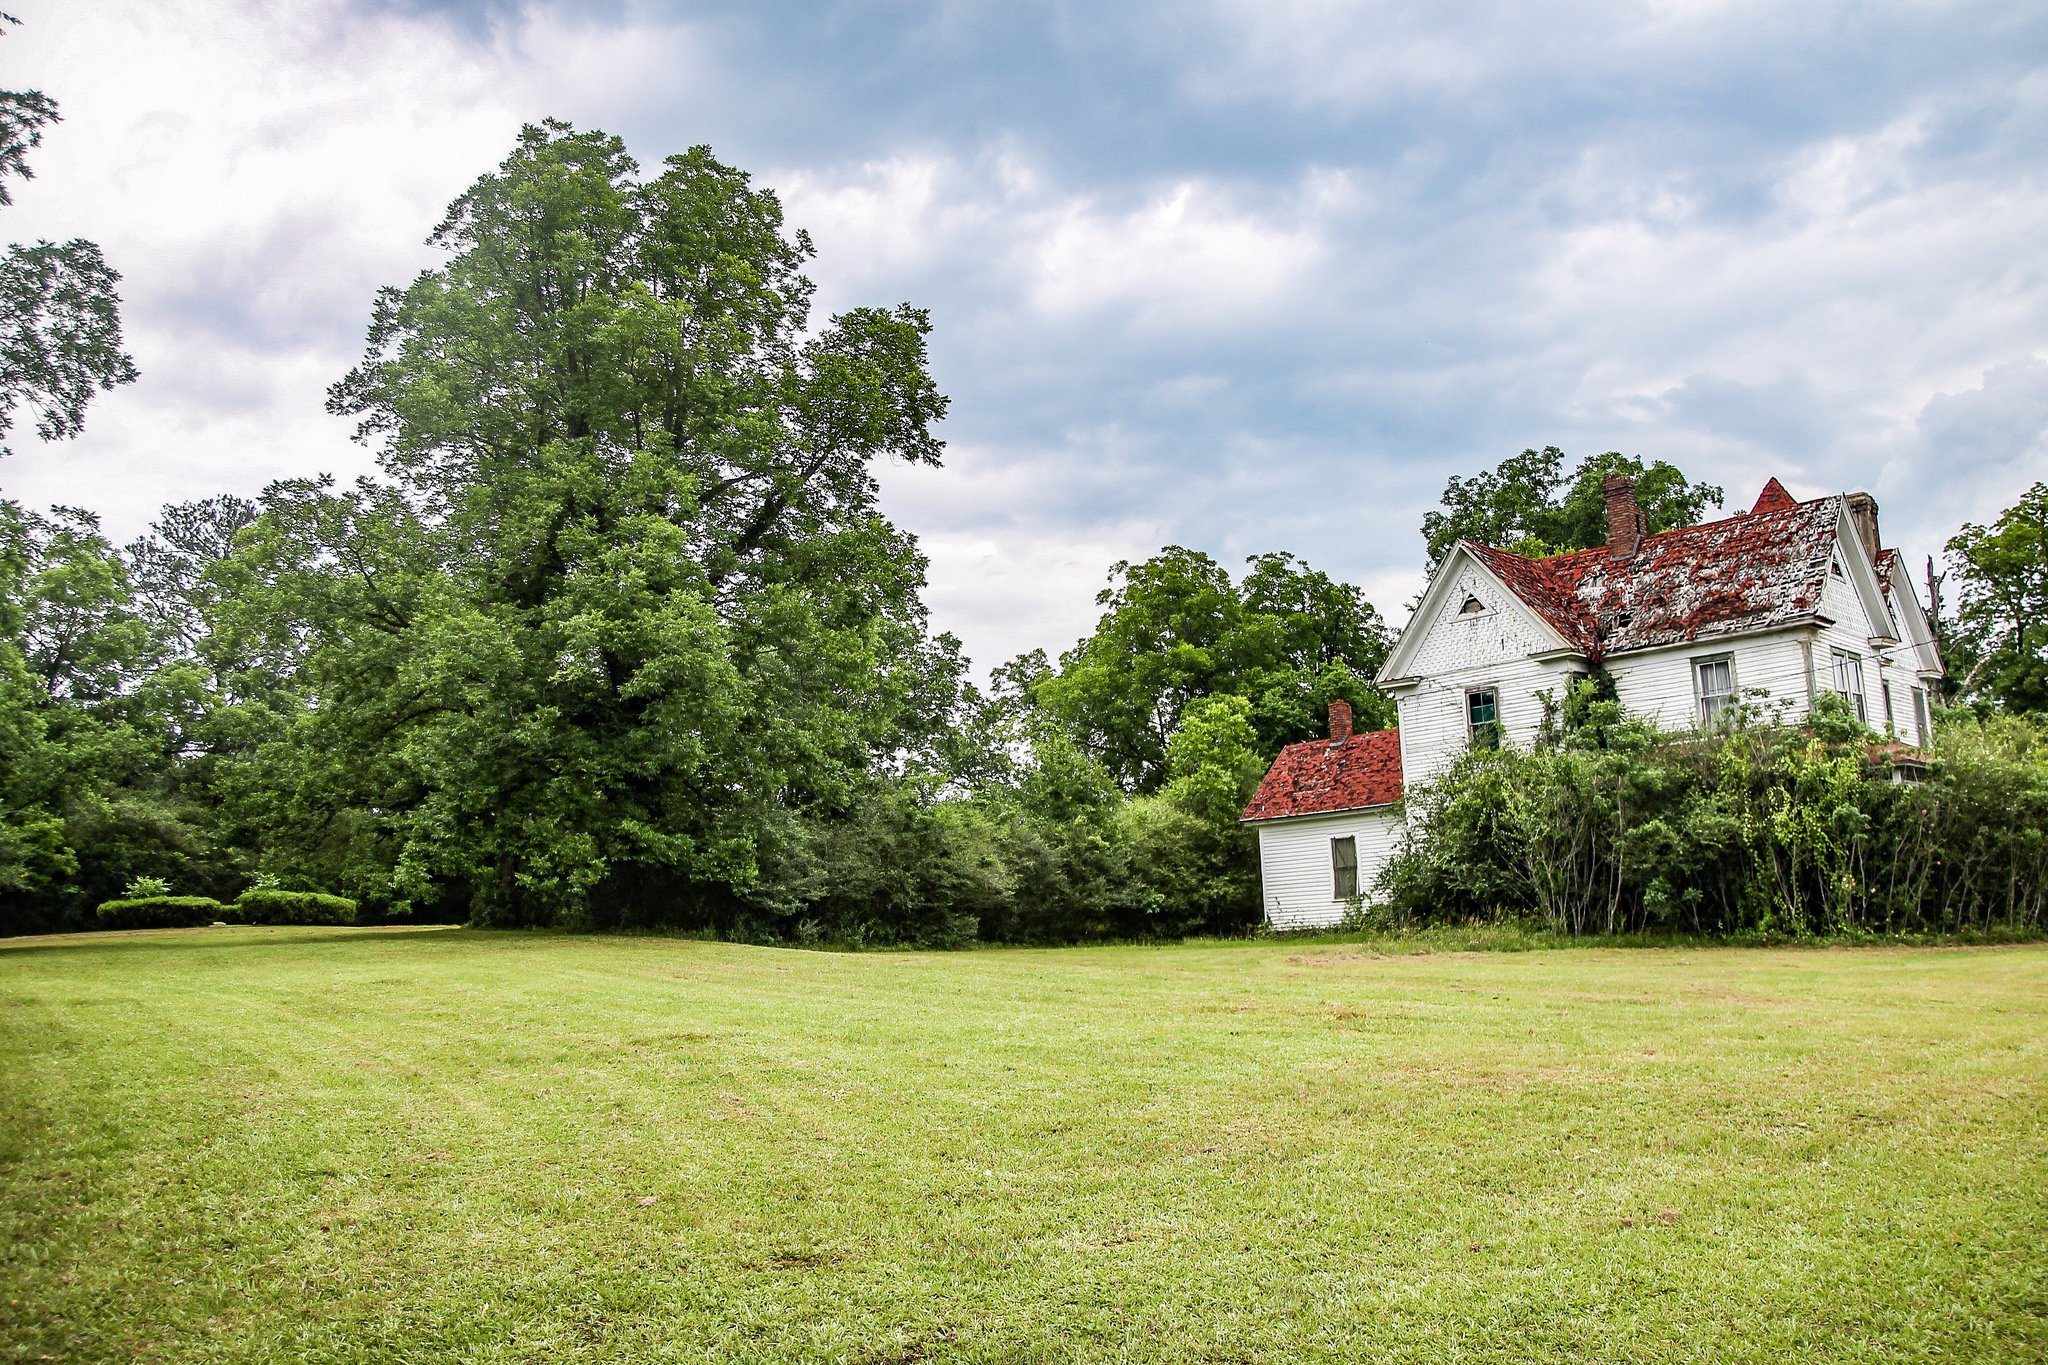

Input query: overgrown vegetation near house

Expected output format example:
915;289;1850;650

1372;688;2048;939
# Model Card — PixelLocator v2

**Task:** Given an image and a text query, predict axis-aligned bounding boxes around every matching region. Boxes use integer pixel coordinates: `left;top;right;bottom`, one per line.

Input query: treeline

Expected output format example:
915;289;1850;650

1376;688;2048;938
4;121;2044;944
0;122;1386;943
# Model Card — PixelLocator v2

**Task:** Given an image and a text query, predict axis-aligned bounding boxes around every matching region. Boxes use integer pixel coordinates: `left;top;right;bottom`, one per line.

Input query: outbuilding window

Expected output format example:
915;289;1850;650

1694;654;1735;725
1467;688;1499;748
1331;836;1358;899
1830;649;1868;722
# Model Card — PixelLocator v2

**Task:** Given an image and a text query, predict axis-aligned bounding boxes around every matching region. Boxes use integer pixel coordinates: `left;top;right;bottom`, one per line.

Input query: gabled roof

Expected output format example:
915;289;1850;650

1752;477;1799;514
1387;489;1897;669
1874;548;1945;677
1241;728;1403;823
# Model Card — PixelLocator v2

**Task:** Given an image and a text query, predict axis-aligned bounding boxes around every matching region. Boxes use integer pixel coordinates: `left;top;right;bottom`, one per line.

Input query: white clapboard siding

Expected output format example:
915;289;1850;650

1607;629;1816;730
1256;807;1405;930
1394;562;1581;782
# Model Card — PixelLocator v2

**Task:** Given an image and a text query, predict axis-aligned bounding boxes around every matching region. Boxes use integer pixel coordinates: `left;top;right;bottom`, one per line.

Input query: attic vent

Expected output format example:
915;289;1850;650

1459;596;1486;615
1831;552;1845;578
1616;611;1634;627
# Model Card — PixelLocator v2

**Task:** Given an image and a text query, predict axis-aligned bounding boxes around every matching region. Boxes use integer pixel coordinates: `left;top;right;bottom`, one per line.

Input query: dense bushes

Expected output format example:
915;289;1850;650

233;890;357;925
94;896;225;929
1374;692;2048;937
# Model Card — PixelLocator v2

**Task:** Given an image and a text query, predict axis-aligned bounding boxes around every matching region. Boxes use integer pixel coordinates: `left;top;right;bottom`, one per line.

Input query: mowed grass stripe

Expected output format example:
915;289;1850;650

2;928;2043;1363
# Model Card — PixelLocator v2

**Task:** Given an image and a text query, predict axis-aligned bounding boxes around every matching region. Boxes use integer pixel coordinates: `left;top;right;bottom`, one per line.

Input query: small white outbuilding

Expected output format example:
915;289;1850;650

1241;475;1945;929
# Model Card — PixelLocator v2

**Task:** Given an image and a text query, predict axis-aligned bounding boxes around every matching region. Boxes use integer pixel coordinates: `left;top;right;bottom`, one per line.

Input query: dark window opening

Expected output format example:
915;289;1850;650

1467;688;1499;748
1459;595;1486;615
1332;837;1358;899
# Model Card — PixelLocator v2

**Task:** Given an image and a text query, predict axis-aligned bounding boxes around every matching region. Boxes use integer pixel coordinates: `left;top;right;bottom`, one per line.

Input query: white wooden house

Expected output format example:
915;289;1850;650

1242;476;1945;929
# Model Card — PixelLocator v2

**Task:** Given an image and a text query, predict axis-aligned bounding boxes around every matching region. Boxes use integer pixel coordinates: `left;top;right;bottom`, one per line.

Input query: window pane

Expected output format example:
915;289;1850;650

1467;689;1499;748
1332;837;1358;899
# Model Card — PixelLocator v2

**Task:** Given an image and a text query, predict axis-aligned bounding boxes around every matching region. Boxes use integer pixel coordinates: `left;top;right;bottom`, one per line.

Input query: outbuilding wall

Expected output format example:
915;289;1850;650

1255;806;1405;930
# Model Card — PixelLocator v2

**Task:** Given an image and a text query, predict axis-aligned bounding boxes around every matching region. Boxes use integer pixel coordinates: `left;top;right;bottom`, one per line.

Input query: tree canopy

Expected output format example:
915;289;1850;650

1018;546;1394;792
0;18;137;457
1946;481;2048;715
1421;446;1724;566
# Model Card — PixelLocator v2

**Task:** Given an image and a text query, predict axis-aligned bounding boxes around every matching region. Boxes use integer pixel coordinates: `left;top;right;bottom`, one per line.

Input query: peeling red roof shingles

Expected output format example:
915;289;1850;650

1241;728;1403;822
1460;491;1848;661
1751;477;1799;514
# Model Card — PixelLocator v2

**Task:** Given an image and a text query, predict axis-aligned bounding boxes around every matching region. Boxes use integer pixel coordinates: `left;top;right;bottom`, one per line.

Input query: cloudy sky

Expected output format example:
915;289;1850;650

5;0;2047;675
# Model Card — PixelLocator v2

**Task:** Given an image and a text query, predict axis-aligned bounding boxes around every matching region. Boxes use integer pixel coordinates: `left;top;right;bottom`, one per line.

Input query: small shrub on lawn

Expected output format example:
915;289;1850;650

233;890;358;926
95;897;227;930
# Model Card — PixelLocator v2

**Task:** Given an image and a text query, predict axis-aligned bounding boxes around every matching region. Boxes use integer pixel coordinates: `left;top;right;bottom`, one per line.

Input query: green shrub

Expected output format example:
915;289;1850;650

1377;698;2048;937
233;890;358;926
95;896;228;930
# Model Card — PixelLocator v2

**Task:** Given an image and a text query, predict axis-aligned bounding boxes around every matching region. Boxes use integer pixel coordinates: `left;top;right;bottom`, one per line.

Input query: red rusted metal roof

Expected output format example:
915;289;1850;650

1752;477;1799;514
1241;727;1403;822
1461;486;1846;660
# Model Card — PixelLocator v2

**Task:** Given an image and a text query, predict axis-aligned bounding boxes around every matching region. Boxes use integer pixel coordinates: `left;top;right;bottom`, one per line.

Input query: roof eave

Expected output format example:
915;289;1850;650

1241;797;1404;827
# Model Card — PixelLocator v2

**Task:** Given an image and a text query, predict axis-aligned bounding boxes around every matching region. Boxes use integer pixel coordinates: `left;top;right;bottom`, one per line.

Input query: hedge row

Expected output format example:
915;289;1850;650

94;890;358;929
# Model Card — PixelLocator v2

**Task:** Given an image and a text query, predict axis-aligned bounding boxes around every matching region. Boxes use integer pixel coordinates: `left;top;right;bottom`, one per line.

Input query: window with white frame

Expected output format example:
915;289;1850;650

1694;655;1735;725
1466;688;1499;748
1830;648;1867;721
1882;680;1895;735
1912;686;1930;746
1331;836;1358;899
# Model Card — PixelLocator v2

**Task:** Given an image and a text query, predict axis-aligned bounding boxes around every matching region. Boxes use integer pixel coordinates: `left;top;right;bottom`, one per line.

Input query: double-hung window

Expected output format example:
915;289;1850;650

1830;649;1867;722
1466;688;1499;748
1694;655;1735;725
1912;686;1931;747
1331;836;1358;899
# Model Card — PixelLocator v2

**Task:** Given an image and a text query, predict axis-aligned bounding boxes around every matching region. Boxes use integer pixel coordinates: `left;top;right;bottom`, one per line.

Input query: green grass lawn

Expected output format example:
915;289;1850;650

2;929;2043;1363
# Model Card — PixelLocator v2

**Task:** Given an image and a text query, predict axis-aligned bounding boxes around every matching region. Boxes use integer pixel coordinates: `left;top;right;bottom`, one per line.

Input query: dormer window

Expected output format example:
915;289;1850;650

1459;596;1486;615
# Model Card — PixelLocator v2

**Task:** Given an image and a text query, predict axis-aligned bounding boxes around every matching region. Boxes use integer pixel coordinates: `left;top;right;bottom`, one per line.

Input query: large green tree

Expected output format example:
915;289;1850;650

230;122;961;926
0;18;137;458
1021;546;1392;792
1422;446;1723;566
1946;482;2048;715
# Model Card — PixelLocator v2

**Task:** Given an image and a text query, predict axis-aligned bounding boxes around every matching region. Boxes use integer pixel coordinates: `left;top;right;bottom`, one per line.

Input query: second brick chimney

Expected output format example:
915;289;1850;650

1604;473;1646;560
1327;698;1353;742
1844;492;1881;566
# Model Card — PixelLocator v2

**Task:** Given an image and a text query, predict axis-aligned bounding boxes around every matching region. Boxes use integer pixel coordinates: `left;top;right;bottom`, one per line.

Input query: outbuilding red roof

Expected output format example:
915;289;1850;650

1454;488;1847;661
1241;728;1403;823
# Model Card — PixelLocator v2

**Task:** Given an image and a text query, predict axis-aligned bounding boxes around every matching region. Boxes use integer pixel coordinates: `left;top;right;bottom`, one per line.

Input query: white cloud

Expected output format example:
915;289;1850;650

3;0;2046;680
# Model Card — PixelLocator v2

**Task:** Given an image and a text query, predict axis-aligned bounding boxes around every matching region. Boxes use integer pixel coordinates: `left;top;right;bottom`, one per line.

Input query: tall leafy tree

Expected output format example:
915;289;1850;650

1946;481;2048;714
1026;546;1392;791
1422;446;1723;566
235;122;960;925
0;17;137;458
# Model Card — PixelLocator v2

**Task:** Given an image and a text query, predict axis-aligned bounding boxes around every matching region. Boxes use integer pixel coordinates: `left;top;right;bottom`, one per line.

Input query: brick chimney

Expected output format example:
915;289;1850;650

1604;473;1646;560
1844;492;1880;566
1327;698;1353;742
